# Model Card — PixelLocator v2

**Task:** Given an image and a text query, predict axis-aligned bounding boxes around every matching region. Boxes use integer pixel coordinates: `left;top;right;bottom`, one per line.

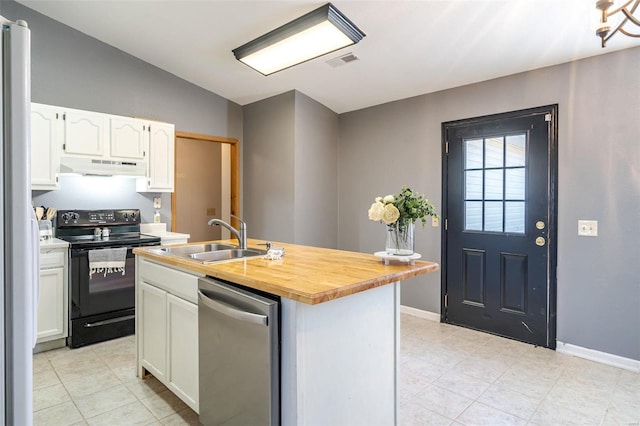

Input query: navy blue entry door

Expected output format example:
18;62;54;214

443;105;557;348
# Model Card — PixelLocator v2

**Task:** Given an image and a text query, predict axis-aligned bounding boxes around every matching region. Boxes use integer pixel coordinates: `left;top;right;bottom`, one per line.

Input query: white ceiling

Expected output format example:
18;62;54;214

16;0;640;114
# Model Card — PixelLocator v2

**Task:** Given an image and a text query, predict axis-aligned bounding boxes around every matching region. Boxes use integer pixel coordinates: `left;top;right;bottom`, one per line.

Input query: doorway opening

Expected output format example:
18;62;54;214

171;131;239;241
441;105;558;348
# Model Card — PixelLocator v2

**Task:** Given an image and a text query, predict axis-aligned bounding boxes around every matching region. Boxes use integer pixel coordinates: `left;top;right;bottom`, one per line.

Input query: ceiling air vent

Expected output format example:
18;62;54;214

326;53;359;68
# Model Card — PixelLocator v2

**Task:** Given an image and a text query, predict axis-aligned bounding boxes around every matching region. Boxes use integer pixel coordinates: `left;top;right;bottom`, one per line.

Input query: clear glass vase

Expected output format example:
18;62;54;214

386;220;415;255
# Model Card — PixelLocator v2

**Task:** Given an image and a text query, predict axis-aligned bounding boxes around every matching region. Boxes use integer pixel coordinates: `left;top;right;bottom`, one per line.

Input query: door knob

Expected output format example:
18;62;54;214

535;236;546;246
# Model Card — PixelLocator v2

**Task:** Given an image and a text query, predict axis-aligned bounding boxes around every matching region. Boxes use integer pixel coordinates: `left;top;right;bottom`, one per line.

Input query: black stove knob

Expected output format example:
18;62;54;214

61;212;71;222
72;212;80;221
123;212;129;219
130;212;136;220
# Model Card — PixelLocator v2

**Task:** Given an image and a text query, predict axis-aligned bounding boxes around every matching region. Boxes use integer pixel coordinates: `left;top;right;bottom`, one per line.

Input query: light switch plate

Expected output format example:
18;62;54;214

431;216;439;227
578;220;598;237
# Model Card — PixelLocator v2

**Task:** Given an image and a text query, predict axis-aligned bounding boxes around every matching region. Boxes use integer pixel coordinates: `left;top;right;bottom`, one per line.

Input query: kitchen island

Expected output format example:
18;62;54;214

134;239;439;425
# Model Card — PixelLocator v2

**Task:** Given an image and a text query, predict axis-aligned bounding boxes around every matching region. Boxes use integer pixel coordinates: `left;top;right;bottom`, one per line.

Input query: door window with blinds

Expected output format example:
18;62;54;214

464;134;527;233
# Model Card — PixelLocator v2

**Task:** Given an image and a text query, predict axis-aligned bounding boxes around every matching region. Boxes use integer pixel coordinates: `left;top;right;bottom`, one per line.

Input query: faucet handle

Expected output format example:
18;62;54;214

257;241;272;250
230;214;245;227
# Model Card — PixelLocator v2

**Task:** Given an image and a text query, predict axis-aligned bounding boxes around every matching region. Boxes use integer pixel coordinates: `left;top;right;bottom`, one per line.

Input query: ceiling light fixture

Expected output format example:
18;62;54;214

232;3;365;76
596;0;640;47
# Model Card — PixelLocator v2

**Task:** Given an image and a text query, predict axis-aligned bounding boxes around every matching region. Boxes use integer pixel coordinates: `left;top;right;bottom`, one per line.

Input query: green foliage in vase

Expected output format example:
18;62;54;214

368;186;439;227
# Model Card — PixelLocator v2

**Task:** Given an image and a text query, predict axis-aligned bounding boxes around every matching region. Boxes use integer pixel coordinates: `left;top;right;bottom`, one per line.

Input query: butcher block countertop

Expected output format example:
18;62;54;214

134;239;439;305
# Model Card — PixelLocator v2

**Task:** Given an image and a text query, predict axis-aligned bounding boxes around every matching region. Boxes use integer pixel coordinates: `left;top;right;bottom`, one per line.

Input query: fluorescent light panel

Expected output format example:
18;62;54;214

232;3;365;76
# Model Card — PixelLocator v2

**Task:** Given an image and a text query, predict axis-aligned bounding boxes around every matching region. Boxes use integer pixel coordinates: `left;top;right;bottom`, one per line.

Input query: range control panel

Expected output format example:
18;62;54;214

57;209;141;226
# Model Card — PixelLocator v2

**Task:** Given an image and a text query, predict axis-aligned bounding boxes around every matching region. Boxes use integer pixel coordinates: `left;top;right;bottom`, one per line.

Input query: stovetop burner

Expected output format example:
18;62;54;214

56;209;161;249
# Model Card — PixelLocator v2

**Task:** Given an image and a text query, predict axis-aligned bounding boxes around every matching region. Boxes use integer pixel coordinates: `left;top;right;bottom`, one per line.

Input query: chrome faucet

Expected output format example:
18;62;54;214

207;215;247;250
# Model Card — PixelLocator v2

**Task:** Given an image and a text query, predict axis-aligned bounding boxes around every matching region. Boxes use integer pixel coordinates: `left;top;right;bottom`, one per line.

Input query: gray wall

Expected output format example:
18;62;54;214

294;92;338;248
2;1;243;224
338;47;640;361
243;92;296;242
243;91;339;247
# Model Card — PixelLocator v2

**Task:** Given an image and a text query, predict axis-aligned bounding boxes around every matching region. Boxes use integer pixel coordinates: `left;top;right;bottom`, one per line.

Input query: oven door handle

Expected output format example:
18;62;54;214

71;246;135;256
83;314;135;328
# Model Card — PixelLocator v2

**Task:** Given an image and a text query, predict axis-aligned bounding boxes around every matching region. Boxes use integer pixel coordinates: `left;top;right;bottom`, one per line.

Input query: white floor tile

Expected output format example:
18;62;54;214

33;400;83;426
411;383;474;419
85;401;155;425
74;384;138;419
456;402;527;426
33;383;71;412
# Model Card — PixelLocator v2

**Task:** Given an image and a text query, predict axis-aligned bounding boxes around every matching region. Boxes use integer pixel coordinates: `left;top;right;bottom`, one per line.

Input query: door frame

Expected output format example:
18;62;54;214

440;105;559;348
172;131;240;231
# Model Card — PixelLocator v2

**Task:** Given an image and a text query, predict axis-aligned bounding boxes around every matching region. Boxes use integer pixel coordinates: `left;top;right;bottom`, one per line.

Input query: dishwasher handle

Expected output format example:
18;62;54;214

198;290;268;326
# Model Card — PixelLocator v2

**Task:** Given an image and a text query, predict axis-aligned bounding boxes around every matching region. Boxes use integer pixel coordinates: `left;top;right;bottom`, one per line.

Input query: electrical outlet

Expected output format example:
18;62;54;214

431;216;440;227
578;220;598;237
153;198;162;209
206;208;216;216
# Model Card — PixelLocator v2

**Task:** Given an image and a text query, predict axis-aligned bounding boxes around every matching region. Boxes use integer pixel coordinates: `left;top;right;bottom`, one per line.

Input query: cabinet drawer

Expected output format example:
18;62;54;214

40;250;65;269
138;259;198;304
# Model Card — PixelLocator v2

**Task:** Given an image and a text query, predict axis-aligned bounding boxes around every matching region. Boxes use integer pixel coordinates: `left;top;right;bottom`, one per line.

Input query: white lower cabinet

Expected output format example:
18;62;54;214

167;294;198;409
37;268;65;341
139;282;167;382
37;245;68;345
137;258;199;413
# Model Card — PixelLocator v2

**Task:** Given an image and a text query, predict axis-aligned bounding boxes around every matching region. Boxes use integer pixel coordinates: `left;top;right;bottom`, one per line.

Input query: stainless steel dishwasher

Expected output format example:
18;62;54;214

198;277;280;426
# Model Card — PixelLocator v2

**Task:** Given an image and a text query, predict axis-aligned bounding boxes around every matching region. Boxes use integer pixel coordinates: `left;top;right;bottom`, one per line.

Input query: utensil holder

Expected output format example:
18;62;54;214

38;220;53;241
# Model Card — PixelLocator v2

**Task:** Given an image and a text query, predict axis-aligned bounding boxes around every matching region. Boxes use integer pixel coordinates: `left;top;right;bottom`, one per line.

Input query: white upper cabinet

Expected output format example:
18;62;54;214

31;103;62;190
111;117;146;160
31;103;175;191
138;121;175;192
63;110;108;157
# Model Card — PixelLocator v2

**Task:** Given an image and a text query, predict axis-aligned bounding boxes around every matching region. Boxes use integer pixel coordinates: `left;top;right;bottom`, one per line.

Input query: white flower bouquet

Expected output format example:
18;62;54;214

368;186;438;255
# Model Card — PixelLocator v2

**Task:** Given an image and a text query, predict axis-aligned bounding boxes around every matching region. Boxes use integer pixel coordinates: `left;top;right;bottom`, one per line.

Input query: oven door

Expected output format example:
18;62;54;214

70;245;137;319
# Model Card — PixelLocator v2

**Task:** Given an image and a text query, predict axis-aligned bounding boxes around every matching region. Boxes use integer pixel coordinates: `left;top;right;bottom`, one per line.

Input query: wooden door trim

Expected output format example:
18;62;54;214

172;131;240;231
440;105;558;348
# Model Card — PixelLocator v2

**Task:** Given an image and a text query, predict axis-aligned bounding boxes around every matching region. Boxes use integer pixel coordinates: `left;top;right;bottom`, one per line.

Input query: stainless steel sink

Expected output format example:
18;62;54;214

189;249;266;263
157;243;236;257
151;244;266;264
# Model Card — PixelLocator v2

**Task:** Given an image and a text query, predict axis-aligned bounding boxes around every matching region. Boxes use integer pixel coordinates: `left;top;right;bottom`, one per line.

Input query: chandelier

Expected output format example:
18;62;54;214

596;0;640;47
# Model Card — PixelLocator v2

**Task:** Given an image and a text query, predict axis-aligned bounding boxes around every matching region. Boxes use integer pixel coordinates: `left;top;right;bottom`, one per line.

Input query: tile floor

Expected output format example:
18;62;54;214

33;314;639;425
33;335;199;425
399;314;640;425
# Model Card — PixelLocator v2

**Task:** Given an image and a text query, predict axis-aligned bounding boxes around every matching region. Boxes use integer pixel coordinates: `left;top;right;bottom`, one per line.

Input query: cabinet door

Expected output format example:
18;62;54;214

63;110;107;156
111;118;146;159
140;281;167;381
147;122;175;192
31;104;61;190
36;267;65;342
167;294;199;411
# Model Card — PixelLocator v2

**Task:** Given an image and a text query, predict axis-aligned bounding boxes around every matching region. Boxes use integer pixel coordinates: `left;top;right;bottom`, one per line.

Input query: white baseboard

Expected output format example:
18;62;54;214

400;305;440;322
556;341;640;373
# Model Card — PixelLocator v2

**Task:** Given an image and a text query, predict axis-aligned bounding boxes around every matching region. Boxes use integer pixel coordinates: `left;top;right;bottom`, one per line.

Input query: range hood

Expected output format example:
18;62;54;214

60;156;146;177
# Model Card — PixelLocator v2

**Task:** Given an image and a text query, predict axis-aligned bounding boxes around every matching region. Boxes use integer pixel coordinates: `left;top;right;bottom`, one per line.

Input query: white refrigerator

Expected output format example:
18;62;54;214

0;15;38;426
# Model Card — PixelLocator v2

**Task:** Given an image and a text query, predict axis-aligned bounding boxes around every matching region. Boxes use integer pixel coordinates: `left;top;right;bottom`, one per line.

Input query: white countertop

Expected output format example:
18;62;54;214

143;231;191;240
39;238;69;250
140;223;190;241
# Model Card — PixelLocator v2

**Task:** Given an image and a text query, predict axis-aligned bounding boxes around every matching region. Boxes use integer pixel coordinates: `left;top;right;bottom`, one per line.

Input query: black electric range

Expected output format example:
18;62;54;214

55;209;161;348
